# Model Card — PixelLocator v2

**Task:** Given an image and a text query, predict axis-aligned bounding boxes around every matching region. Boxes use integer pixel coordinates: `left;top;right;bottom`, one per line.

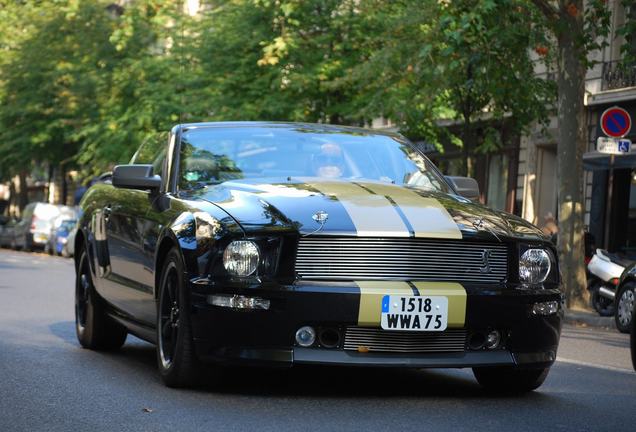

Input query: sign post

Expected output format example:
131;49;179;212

599;106;632;249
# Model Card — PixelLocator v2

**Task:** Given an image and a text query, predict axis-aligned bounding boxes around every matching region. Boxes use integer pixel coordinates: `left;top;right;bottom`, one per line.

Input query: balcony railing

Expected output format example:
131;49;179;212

602;60;636;91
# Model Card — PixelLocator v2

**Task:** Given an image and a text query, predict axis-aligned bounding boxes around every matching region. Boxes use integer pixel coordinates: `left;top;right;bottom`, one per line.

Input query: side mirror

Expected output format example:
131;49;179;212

112;164;162;191
445;176;480;201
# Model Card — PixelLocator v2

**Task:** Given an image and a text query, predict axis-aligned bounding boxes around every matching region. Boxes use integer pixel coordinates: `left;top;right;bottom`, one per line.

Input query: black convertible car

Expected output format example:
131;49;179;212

74;122;562;391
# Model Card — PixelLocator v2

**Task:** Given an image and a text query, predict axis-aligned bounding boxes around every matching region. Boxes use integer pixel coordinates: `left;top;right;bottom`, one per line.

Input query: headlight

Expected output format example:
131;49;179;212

519;249;551;285
223;240;260;276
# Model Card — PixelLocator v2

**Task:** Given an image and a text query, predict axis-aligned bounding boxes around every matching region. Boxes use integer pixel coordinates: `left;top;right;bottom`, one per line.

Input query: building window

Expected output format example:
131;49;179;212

486;154;509;211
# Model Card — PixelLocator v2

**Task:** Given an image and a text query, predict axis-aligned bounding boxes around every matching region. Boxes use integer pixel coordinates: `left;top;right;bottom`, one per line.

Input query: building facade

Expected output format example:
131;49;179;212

518;0;636;254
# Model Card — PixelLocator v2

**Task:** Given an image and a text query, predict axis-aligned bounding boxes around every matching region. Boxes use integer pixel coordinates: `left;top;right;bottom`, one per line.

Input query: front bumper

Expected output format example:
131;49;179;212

190;280;563;369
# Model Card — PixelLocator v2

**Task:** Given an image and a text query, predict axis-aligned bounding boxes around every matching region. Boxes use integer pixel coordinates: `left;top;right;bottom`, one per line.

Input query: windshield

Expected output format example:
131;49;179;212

178;126;450;193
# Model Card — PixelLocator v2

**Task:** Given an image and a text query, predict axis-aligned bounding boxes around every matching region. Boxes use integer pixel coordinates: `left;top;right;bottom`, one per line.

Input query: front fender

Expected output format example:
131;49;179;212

156;210;243;285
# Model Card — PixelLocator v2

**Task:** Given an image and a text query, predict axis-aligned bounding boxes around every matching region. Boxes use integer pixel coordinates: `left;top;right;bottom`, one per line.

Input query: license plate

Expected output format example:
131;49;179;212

381;295;448;331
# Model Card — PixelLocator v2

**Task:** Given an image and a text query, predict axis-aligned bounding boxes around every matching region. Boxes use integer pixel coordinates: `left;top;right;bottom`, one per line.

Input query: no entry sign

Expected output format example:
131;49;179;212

600;106;632;138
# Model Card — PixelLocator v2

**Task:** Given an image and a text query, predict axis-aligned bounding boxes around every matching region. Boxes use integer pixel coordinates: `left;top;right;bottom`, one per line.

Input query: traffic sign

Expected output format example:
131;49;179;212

597;137;632;154
600;106;632;138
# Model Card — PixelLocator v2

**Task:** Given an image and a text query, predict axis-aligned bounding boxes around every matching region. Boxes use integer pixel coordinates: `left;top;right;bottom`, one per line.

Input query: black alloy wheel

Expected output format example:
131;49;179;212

157;248;201;388
631;303;636;371
75;248;127;350
159;264;180;369
615;282;635;334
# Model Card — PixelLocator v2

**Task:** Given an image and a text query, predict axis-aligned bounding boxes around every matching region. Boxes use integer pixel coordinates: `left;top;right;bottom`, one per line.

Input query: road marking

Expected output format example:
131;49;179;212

556;357;635;374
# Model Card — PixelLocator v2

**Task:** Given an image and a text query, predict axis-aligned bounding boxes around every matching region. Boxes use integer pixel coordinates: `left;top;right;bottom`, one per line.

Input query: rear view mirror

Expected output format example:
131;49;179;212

112;164;161;191
445;176;480;201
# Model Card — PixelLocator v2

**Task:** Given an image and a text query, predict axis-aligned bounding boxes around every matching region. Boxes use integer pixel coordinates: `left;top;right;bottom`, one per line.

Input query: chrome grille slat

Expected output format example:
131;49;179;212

296;237;508;283
343;327;466;353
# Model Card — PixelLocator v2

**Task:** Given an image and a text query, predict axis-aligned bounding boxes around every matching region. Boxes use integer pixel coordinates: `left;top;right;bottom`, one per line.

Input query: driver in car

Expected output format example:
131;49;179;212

313;142;346;178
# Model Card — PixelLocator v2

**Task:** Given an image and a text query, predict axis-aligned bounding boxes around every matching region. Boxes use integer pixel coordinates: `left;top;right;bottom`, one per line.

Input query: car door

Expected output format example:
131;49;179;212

99;133;170;325
15;204;35;248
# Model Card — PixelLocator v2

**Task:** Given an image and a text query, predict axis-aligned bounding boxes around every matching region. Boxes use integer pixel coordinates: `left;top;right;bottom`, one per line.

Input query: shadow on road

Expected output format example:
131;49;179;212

49;321;80;346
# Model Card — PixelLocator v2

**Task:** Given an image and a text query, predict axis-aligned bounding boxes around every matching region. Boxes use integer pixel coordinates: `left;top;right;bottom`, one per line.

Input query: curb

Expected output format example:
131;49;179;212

563;309;616;330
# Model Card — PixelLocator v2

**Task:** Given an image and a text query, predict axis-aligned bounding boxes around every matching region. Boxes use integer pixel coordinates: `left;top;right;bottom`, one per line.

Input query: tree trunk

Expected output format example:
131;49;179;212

47;163;54;204
18;171;29;213
556;2;588;309
61;164;67;206
460;113;473;178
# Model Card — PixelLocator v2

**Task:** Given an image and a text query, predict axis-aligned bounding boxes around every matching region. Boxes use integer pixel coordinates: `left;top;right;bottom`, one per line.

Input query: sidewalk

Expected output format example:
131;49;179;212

564;307;616;330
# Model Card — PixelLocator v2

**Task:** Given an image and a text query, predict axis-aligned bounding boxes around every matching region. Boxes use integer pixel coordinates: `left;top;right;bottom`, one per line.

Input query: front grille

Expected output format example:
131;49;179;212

296;237;508;283
343;326;466;353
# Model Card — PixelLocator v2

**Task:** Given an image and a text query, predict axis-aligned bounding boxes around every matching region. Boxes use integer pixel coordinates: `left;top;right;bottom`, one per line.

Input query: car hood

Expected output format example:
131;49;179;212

190;178;546;241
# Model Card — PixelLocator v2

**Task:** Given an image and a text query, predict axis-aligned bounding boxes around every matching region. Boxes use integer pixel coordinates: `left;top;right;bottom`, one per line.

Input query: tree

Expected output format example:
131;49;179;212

528;0;611;308
194;0;370;124
331;1;555;176
75;0;191;174
0;1;118;204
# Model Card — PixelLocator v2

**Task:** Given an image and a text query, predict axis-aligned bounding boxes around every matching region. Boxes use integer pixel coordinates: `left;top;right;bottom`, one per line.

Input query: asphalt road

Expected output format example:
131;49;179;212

0;249;634;432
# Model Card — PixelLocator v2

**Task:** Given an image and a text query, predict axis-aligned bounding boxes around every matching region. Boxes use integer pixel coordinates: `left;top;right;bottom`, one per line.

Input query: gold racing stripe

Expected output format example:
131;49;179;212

356;281;413;326
355;281;467;328
411;282;467;328
358;182;462;239
303;180;410;236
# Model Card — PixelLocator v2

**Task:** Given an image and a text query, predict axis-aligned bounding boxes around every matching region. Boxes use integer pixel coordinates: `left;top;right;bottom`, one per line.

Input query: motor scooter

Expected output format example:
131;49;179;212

587;249;633;316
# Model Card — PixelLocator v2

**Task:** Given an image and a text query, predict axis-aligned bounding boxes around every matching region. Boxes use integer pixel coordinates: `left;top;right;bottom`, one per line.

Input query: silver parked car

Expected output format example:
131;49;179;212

13;203;62;251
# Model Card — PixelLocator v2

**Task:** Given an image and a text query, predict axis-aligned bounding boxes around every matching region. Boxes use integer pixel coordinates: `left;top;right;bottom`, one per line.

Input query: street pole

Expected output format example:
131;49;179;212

603;154;614;250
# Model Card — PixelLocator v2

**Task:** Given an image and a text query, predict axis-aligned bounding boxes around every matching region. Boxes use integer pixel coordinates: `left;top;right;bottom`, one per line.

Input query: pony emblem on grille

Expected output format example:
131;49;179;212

480;249;492;274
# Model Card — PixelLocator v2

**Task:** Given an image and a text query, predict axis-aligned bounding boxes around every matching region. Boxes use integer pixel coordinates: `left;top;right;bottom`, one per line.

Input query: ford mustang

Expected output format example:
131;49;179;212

74;122;562;391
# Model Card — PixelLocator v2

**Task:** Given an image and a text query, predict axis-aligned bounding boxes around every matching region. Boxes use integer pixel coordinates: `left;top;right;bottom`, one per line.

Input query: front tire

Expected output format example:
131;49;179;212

75;249;127;350
157;248;201;388
473;366;550;393
615;282;635;334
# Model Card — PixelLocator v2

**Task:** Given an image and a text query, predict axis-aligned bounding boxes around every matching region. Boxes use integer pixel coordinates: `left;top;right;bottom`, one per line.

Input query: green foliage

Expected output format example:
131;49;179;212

1;0;603;181
617;1;636;64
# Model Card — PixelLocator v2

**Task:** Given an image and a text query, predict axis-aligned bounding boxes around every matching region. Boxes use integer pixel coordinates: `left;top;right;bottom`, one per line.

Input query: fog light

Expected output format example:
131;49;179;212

295;326;316;347
485;330;501;349
532;301;559;316
208;294;270;310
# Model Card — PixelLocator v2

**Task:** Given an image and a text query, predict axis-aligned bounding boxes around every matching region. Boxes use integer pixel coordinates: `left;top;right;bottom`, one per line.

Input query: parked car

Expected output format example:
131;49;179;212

615;262;636;333
74;122;562;391
65;224;78;258
44;207;79;254
0;216;18;248
46;218;77;257
13;203;62;251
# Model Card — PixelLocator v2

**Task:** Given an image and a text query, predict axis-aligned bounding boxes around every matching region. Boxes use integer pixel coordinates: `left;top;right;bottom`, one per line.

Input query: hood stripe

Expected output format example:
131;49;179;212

412;281;467;327
355;281;467;328
302;180;410;237
353;182;416;236
356;182;462;239
406;281;420;296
